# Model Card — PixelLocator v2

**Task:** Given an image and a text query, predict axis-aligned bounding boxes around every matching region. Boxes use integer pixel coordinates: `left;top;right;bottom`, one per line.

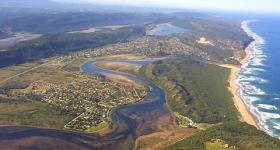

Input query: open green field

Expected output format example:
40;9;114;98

0;62;40;82
0;101;74;128
62;58;88;72
0;63;77;89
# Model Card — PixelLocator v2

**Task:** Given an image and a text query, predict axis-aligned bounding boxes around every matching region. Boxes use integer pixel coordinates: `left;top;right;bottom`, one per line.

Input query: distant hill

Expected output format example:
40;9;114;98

0;26;145;67
0;12;169;34
0;0;190;13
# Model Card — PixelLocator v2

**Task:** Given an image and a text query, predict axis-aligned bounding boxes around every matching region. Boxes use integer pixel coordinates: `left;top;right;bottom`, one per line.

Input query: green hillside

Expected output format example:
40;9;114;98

138;57;280;150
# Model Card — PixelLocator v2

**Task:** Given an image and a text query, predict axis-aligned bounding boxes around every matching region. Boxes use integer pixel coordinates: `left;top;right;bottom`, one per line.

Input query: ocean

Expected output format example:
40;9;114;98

238;15;280;138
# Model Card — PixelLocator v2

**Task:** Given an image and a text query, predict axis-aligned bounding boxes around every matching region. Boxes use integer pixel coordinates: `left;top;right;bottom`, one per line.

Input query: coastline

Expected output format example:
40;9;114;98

223;52;259;128
221;20;260;128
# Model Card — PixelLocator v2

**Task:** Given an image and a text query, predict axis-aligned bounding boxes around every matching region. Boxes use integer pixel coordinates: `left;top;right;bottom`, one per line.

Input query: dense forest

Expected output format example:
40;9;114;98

0;26;145;67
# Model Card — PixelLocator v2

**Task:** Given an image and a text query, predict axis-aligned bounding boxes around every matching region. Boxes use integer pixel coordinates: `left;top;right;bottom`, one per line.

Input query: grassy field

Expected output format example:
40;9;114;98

0;63;76;89
0;101;74;128
96;54;146;60
205;140;235;150
0;63;40;83
95;61;139;74
86;121;108;132
62;58;88;72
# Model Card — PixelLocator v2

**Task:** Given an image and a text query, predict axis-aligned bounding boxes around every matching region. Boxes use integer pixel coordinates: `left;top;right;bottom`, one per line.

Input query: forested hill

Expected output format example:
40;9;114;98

0;26;145;68
0;12;170;34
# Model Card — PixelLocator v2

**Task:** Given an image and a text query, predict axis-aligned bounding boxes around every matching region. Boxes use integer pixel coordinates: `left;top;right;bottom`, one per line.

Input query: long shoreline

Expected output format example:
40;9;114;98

221;20;260;128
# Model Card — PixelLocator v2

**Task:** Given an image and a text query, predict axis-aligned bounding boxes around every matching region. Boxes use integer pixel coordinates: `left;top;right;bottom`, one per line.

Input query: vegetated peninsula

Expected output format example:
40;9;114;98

0;2;279;149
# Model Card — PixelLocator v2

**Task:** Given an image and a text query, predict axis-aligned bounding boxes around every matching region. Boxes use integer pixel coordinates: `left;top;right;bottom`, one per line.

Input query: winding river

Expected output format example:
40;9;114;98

0;59;170;150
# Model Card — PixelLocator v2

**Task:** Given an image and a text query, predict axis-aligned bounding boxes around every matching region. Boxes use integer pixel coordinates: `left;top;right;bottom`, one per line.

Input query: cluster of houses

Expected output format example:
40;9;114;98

36;73;147;131
55;36;209;61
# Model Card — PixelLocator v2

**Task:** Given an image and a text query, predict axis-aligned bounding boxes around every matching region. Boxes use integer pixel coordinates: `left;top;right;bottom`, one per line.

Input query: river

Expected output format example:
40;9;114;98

0;58;170;150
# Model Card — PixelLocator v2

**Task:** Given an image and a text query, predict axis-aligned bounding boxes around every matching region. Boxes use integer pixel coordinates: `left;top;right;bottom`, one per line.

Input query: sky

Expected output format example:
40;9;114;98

53;0;280;13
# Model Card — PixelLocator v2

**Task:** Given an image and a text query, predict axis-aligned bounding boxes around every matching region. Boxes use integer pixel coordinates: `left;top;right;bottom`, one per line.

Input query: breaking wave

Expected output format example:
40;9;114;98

238;20;280;139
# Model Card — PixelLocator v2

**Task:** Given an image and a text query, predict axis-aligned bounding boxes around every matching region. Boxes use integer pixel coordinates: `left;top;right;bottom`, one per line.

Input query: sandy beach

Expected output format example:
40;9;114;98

220;49;259;128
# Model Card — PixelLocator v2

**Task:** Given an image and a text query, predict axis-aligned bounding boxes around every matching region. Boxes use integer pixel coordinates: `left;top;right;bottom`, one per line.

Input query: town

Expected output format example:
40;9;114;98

77;36;209;60
61;34;243;65
28;73;147;131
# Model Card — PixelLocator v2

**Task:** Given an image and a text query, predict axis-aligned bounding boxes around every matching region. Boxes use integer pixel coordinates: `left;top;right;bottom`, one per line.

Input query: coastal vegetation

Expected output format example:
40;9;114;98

139;57;238;123
138;57;280;149
173;18;252;63
165;122;280;150
174;17;250;41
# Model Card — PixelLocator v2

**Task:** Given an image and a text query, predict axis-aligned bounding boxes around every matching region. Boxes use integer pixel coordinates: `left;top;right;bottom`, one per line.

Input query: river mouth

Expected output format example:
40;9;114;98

0;58;172;150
